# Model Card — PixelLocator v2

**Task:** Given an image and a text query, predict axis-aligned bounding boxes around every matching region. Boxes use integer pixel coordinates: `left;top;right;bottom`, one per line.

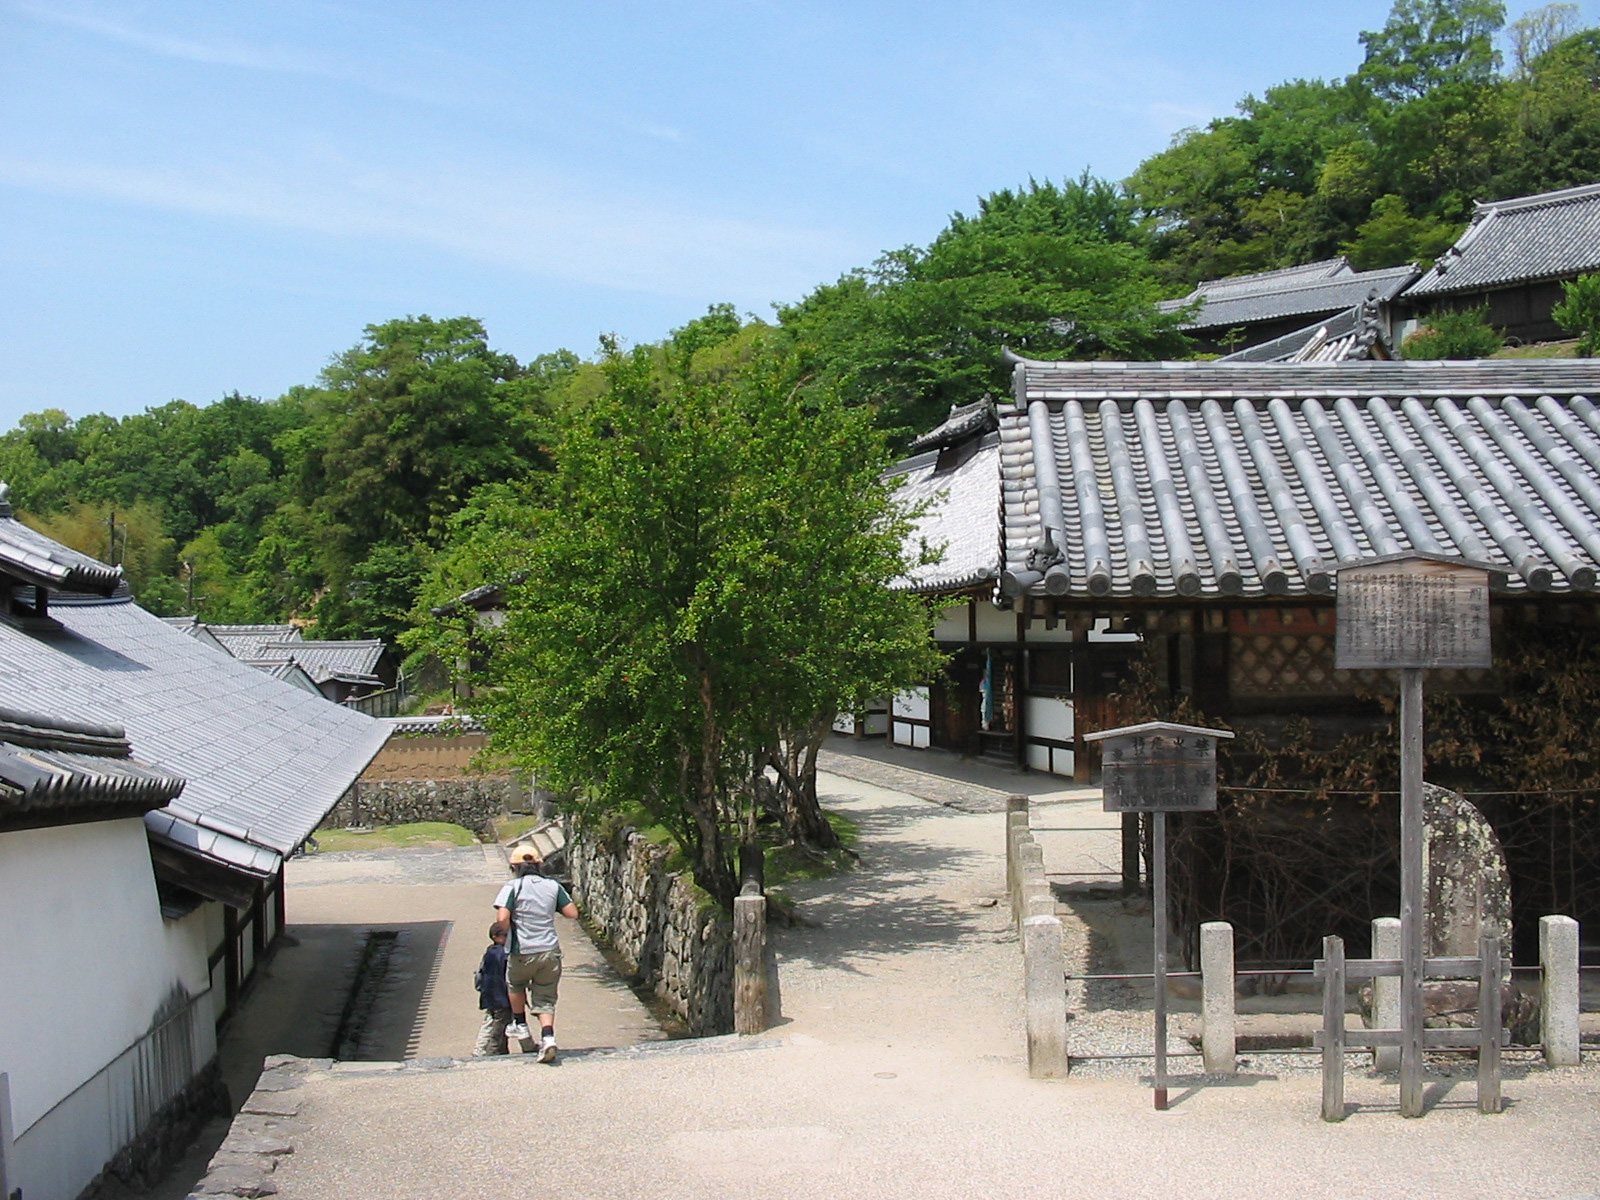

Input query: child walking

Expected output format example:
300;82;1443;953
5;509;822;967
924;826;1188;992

471;921;513;1056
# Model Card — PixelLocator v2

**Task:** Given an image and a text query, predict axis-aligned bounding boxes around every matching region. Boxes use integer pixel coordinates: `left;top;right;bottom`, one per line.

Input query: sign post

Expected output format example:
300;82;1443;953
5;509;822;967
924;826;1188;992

1336;554;1493;1117
1086;721;1234;1110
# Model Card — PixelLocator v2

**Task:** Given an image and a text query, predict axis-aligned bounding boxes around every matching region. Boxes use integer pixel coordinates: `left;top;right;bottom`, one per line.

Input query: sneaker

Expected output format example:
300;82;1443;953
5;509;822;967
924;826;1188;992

538;1035;558;1064
505;1021;530;1041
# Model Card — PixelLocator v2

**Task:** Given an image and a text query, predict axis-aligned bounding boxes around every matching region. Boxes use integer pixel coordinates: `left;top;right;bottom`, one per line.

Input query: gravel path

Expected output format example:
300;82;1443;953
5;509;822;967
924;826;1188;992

193;758;1600;1200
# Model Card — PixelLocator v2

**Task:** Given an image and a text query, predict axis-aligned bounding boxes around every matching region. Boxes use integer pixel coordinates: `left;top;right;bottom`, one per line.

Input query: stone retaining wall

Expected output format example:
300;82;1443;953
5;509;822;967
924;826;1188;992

320;778;519;839
567;824;733;1037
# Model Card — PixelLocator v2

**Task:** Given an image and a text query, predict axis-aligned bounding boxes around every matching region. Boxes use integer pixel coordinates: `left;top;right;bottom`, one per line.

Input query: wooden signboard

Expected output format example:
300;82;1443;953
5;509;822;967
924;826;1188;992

1336;555;1492;671
1088;722;1230;814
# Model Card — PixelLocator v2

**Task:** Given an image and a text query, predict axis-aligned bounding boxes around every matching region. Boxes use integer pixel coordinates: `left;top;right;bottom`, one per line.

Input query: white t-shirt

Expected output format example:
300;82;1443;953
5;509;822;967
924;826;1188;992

494;874;572;954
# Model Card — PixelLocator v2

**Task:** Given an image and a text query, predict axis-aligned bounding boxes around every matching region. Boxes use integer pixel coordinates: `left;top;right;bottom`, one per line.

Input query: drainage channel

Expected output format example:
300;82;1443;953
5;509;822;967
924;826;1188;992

328;929;399;1059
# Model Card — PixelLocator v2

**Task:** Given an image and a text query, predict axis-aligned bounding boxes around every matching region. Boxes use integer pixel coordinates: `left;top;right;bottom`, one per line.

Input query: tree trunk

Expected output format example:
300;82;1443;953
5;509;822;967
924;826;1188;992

772;717;840;851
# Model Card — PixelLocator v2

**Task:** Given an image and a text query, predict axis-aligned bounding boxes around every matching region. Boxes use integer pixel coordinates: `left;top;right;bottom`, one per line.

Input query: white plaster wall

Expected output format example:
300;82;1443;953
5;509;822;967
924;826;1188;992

0;820;201;1132
891;689;930;749
931;603;968;642
971;602;1015;642
1025;694;1075;776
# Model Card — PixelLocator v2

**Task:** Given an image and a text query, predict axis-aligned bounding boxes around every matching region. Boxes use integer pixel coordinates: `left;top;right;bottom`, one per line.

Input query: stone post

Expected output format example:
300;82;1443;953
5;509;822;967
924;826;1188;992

1540;915;1580;1067
1005;795;1029;913
1022;914;1069;1078
1200;921;1236;1075
1371;917;1401;1071
733;892;768;1035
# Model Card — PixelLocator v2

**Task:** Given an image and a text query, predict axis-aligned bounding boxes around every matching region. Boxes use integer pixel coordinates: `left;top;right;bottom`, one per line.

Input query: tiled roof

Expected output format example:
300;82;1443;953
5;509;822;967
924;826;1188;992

1219;303;1392;364
205;624;303;661
0;705;185;818
0;486;124;595
908;356;1600;601
1407;182;1600;297
258;639;384;686
1160;262;1417;332
0;596;389;862
889;435;1002;592
907;397;999;454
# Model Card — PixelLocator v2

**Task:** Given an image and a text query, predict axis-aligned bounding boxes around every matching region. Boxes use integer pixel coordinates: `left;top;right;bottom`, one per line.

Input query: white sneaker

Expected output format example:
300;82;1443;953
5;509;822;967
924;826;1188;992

505;1021;530;1041
538;1035;558;1063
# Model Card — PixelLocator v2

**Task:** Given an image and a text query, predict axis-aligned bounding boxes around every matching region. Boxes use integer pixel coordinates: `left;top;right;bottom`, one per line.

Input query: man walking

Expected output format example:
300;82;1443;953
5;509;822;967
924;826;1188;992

495;843;579;1062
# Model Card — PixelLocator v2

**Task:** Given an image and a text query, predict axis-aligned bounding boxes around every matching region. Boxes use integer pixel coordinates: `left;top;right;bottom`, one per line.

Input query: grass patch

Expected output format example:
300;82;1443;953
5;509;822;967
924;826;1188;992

1493;339;1579;359
316;822;479;851
764;810;859;886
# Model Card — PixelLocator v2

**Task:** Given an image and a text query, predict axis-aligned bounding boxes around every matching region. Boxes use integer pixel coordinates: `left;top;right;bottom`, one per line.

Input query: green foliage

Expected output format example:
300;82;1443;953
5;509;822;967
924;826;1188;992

1340;193;1462;268
21;501;184;615
1401;304;1505;357
1552;272;1600;356
1356;0;1506;103
1129;1;1600;288
437;320;942;906
781;176;1187;438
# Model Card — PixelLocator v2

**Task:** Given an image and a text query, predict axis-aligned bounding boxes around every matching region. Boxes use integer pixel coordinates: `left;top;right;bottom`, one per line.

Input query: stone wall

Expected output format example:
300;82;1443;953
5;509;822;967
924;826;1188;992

320;778;519;839
567;824;733;1037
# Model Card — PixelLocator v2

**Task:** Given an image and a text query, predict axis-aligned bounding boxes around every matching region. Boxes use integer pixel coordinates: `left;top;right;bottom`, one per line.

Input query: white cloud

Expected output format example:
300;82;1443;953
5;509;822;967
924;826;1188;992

0;153;859;306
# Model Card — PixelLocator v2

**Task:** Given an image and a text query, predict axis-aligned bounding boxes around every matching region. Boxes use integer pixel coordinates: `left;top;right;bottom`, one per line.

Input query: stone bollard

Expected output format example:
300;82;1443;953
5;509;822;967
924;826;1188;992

1023;879;1056;921
1540;915;1580;1067
1006;797;1030;905
1371;917;1401;1071
1200;921;1236;1075
1014;841;1045;928
1022;914;1069;1078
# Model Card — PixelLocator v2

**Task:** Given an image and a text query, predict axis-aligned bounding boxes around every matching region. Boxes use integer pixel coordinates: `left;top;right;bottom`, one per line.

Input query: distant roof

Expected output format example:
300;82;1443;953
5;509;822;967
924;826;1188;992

903;357;1600;602
1218;301;1392;364
0;595;388;870
257;639;385;686
888;434;1002;593
0;704;185;822
1159;259;1417;332
0;484;124;595
907;396;999;454
203;623;303;661
1407;182;1600;297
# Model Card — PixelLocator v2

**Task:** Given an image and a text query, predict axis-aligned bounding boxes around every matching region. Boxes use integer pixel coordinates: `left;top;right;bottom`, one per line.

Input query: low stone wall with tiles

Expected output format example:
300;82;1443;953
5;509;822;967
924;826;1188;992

567;823;733;1037
320;778;519;839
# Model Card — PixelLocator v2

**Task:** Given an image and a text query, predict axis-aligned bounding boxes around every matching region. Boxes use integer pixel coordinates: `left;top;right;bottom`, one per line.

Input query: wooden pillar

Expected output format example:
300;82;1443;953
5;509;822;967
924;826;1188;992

733;892;767;1035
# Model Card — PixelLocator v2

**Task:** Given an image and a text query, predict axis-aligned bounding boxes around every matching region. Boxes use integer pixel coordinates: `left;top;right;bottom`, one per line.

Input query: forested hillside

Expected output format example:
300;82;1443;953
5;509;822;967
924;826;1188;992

2;0;1596;649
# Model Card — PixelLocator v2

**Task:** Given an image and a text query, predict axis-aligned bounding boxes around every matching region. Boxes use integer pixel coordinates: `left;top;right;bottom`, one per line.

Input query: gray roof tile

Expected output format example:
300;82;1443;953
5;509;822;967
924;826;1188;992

903;358;1600;602
1160;261;1417;331
889;436;1003;592
1407;182;1600;297
0;597;388;857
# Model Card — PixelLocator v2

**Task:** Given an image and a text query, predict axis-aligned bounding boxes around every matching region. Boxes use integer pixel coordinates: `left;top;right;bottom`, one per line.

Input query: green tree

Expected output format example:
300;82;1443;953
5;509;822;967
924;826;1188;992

1356;0;1507;103
1341;193;1462;268
782;178;1186;438
1401;304;1505;357
22;500;184;614
437;327;941;906
1552;273;1600;355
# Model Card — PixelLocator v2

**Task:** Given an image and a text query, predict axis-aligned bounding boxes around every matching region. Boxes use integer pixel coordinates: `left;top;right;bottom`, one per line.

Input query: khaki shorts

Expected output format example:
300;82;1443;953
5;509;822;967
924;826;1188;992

506;950;562;1013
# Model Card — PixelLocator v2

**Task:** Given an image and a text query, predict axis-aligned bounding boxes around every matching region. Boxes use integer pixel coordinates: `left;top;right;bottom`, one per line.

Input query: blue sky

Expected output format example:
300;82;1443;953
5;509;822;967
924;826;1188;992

2;0;1593;431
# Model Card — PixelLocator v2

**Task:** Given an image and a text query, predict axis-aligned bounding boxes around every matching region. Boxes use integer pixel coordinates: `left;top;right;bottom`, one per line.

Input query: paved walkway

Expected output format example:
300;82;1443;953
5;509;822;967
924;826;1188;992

183;740;1600;1200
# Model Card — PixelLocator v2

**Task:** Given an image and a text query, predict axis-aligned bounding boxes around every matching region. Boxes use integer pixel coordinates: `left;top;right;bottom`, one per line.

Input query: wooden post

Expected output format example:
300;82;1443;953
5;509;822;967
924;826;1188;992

1478;933;1503;1114
0;1071;14;1200
1121;813;1141;896
1153;811;1169;1110
1399;667;1425;1119
733;892;767;1035
1321;935;1346;1122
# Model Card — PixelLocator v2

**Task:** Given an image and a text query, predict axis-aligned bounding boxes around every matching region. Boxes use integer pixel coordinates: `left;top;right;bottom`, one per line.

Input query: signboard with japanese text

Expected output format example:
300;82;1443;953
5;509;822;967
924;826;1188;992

1087;722;1233;813
1336;556;1493;671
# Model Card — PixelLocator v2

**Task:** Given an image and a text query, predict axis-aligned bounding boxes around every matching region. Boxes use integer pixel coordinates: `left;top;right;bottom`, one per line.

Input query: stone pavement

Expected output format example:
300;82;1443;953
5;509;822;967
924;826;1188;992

186;740;1600;1200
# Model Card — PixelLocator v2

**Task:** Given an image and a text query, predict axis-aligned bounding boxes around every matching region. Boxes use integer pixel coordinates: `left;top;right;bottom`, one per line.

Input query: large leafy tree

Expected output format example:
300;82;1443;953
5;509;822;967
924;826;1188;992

429;320;941;906
781;176;1187;439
